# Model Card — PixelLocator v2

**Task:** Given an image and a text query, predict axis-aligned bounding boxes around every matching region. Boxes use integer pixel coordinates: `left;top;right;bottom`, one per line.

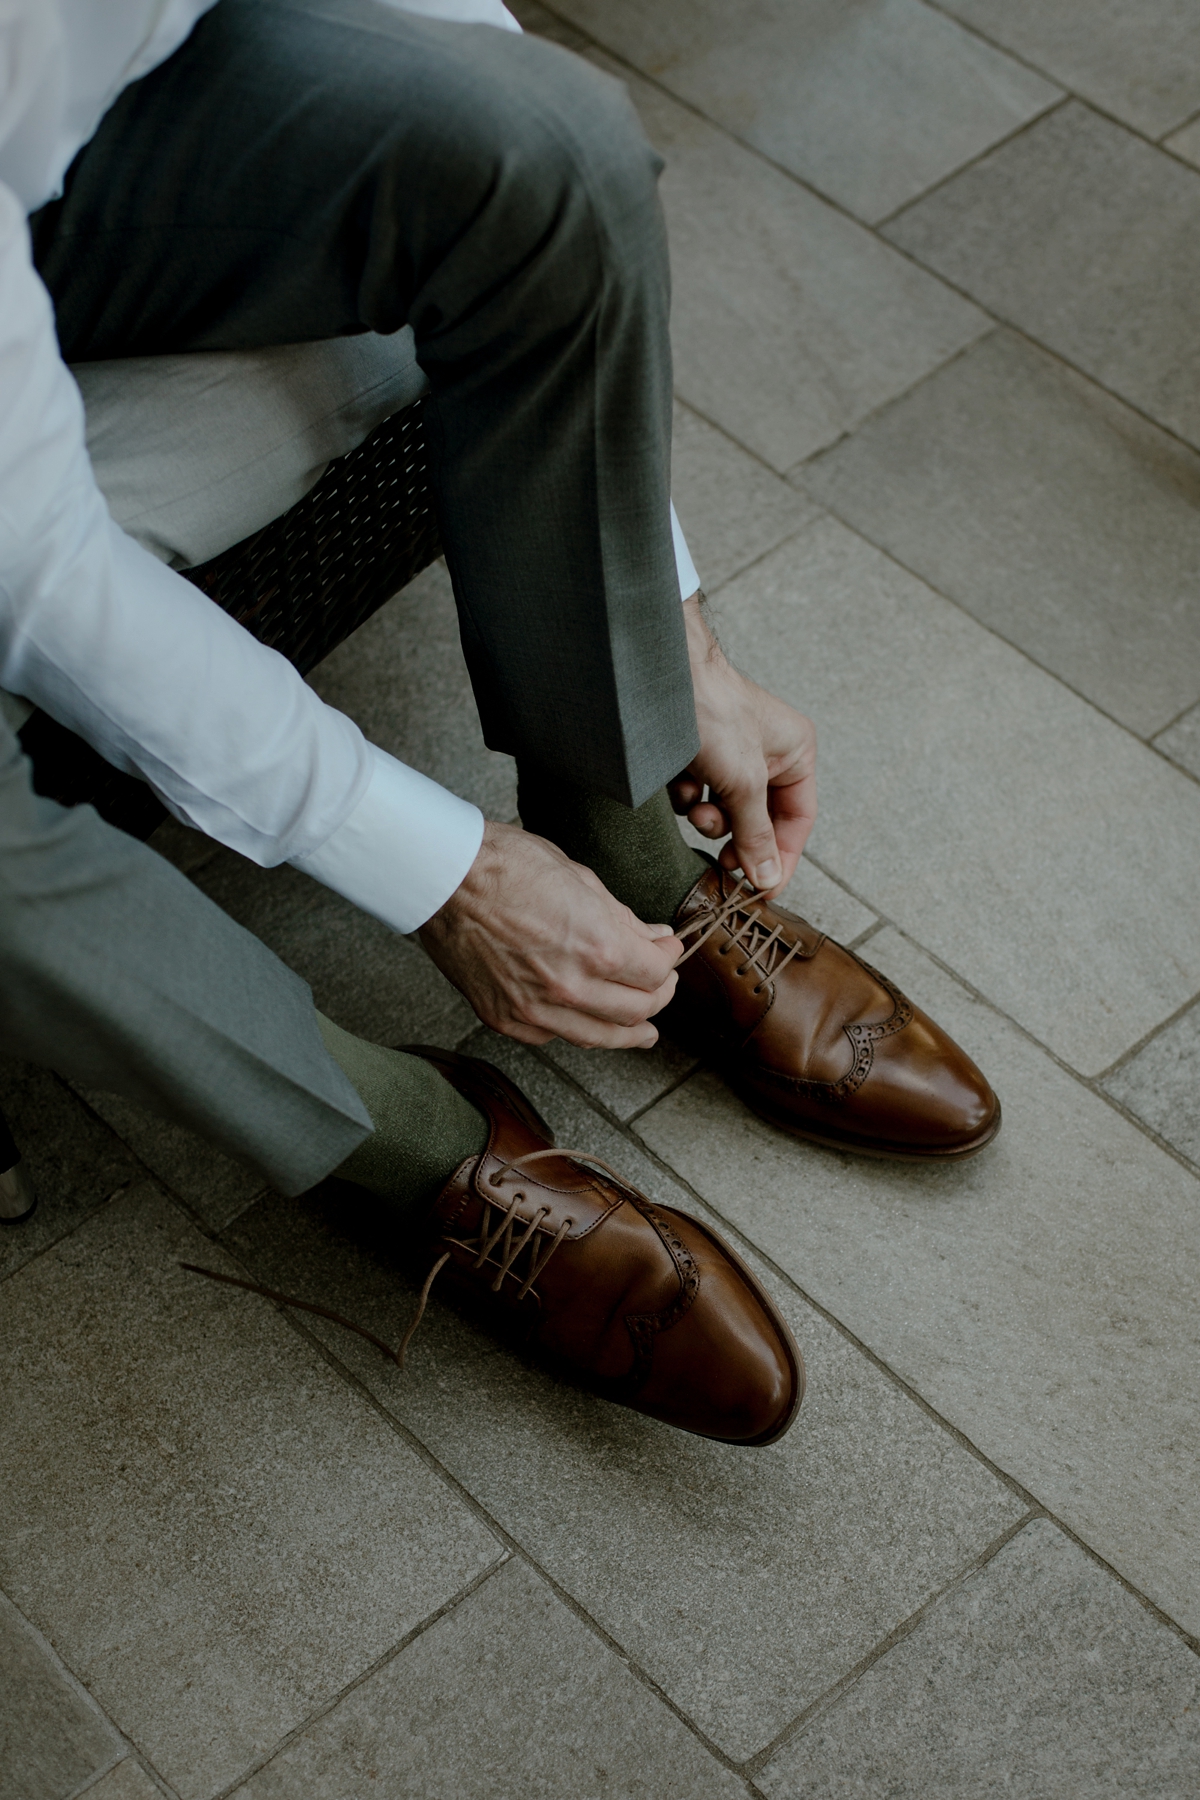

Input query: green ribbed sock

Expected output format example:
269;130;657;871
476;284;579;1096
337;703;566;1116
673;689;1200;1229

517;767;707;925
317;1016;488;1220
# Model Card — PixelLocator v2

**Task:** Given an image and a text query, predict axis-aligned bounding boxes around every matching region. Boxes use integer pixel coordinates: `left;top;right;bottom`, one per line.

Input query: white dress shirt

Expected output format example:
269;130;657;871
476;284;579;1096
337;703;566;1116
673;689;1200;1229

0;0;698;934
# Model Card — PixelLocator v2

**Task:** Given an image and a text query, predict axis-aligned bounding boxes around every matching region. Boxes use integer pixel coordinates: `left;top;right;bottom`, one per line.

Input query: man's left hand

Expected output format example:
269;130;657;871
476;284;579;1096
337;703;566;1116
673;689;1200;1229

668;594;817;897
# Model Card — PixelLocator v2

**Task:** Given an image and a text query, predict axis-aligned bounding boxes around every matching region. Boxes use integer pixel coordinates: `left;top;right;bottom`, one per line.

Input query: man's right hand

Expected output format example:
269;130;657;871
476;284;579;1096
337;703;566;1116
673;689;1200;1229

418;820;682;1049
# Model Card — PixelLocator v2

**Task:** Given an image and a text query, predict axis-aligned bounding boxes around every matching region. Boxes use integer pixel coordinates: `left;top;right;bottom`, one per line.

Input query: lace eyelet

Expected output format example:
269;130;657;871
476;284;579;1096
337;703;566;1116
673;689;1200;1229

488;1171;503;1186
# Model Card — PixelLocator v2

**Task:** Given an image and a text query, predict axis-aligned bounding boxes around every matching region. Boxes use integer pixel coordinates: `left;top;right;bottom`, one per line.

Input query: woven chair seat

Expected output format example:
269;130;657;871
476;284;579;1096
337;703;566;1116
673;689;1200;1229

18;398;442;841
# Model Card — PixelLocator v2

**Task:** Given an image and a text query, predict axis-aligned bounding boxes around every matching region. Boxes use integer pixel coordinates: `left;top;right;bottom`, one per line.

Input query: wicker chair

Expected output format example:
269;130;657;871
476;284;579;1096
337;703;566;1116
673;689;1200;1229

0;395;442;1225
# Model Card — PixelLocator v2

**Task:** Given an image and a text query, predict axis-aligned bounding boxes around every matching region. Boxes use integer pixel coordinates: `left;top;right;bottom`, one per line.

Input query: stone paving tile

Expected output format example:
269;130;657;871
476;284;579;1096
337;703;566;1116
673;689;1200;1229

557;0;1057;224
636;928;1200;1640
802;330;1200;738
81;1762;164;1800
190;853;474;1050
307;559;518;822
599;57;987;472
672;401;817;595
761;1520;1200;1798
885;104;1200;454
73;1087;265;1231
705;515;1200;1074
776;1521;1200;1798
1155;702;1200;781
0;1183;500;1800
0;1059;140;1283
1165;114;1200;170
937;0;1200;138
0;1588;122;1800
225;1039;1024;1763
539;1034;698;1125
232;1558;746;1800
1103;1000;1200;1168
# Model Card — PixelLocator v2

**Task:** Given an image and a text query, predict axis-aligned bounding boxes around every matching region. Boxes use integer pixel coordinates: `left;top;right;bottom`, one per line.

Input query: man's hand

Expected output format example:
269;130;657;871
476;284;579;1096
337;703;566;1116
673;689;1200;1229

669;594;817;896
419;820;682;1049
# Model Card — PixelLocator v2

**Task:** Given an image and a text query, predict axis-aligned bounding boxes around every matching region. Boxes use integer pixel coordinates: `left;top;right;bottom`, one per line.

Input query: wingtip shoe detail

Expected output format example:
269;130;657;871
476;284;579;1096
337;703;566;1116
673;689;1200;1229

669;867;1001;1161
405;1045;803;1446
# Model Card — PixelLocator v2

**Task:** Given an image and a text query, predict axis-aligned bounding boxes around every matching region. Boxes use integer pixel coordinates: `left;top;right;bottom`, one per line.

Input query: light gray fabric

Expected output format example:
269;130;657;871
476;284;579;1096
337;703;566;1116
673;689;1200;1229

73;327;428;568
0;717;372;1194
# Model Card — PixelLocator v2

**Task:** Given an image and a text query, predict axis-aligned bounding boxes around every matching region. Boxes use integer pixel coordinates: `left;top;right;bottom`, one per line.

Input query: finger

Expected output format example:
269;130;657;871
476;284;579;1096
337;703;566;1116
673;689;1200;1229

723;780;782;891
768;772;818;886
597;930;684;993
668;775;704;814
686;800;730;840
554;967;679;1029
524;1004;663;1051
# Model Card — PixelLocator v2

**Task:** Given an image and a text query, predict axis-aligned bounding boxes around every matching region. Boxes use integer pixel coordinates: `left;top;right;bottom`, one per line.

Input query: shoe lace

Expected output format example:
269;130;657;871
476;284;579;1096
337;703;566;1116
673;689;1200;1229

179;1147;632;1370
675;875;806;994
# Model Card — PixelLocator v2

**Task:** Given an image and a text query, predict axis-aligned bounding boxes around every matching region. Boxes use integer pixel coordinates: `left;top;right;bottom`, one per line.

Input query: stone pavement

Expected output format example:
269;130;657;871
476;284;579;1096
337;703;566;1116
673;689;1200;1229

5;1;1200;1793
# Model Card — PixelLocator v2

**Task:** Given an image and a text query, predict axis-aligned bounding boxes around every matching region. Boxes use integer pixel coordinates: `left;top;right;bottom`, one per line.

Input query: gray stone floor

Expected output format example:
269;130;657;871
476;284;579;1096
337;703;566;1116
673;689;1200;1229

5;1;1200;1793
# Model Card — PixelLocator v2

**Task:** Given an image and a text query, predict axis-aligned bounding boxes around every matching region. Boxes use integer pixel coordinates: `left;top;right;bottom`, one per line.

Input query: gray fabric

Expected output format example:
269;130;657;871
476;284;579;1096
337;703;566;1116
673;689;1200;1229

0;721;372;1195
32;0;699;807
73;329;428;569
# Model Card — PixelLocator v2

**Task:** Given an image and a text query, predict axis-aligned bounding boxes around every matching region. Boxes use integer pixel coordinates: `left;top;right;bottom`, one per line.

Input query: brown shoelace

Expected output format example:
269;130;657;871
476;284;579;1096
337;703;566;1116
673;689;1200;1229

181;1146;635;1369
675;875;806;993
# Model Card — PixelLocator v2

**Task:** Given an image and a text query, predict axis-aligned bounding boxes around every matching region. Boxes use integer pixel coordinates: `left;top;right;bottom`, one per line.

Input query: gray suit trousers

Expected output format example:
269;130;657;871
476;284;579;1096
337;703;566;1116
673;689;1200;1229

0;721;371;1195
32;0;699;803
12;1;697;1182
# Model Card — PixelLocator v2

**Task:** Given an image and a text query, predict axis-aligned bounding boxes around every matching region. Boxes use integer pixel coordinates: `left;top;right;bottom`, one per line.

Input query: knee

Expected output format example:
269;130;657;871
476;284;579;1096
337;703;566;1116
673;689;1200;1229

453;37;663;265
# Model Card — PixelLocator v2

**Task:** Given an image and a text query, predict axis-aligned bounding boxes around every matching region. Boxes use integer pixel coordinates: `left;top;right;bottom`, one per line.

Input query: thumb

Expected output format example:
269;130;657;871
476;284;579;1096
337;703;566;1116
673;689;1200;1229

727;784;781;891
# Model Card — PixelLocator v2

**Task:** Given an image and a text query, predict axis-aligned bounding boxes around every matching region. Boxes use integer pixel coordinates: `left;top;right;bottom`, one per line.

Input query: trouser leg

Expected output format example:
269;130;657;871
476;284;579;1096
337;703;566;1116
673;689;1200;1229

31;0;697;806
0;724;371;1197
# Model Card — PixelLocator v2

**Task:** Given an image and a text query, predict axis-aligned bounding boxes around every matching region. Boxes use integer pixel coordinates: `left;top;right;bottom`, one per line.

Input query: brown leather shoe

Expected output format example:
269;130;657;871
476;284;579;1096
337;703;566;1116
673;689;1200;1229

667;866;1000;1160
403;1046;803;1446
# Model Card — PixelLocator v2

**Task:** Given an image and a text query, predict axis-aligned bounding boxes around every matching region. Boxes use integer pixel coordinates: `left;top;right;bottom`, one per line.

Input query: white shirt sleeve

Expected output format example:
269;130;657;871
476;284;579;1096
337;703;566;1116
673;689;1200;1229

0;182;480;931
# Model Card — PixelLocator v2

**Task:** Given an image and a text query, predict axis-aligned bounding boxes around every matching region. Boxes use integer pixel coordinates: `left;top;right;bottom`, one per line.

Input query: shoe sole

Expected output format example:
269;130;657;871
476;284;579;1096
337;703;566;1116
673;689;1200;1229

732;1081;1004;1163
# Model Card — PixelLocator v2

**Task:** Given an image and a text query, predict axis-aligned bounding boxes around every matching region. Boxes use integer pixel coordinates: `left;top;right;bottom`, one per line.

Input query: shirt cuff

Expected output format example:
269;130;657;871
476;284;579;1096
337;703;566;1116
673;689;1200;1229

290;742;484;933
670;502;700;600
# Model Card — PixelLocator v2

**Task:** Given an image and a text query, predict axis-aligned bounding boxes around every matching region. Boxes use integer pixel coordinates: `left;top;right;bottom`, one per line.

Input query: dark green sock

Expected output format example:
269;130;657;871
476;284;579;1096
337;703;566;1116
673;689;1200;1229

517;766;708;925
317;1016;488;1220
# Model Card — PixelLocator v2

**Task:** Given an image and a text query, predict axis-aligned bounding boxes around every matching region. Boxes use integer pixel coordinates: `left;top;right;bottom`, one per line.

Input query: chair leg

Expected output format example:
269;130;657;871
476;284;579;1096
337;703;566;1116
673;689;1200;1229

0;1106;36;1224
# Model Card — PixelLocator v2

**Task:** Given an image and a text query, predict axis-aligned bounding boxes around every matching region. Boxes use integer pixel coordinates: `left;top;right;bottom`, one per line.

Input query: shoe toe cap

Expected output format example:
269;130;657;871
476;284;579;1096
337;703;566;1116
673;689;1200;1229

868;1008;999;1153
637;1215;803;1445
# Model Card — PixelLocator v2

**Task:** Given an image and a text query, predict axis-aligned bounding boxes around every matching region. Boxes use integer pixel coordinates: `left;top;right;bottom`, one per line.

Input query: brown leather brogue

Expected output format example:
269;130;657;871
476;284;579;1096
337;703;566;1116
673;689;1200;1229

403;1045;803;1446
667;866;1000;1160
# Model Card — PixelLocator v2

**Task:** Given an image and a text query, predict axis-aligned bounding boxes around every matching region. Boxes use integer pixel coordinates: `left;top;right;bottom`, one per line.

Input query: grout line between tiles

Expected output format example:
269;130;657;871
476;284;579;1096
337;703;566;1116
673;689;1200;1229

63;1764;126;1800
1152;695;1200;740
533;3;1200;489
267;1037;1200;1745
1161;107;1200;144
617;1113;1200;1668
870;93;1069;230
742;1510;1039;1776
204;1215;767;1796
208;1556;513;1800
1093;989;1200;1083
0;1582;184;1800
780;326;1000;483
909;0;1200;155
784;460;1200;787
